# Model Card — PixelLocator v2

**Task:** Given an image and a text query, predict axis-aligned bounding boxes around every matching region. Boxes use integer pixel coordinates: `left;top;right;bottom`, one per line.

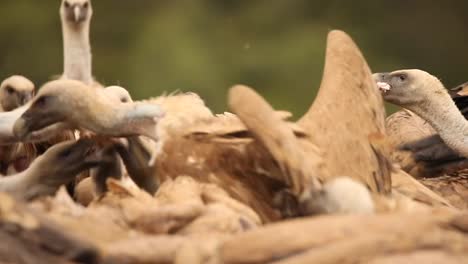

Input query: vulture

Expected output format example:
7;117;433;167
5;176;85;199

0;0;96;177
385;81;468;176
0;75;35;112
0;138;103;200
0;30;464;264
13;80;164;142
0;76;36;175
60;0;94;86
375;70;468;159
11;31;453;223
375;69;468;209
0;85;136;145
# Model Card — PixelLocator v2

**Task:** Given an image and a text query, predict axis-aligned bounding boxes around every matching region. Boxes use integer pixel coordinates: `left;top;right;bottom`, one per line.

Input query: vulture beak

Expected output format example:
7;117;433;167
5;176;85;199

19;92;32;106
13;109;64;140
74;6;81;23
58;139;109;172
12;117;28;140
448;82;468;98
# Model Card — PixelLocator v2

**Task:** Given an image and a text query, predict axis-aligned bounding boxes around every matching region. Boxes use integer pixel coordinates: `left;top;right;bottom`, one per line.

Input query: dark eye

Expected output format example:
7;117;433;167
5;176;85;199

83;2;89;8
34;96;49;108
398;74;407;81
64;1;70;8
59;149;73;159
5;86;14;94
121;97;128;103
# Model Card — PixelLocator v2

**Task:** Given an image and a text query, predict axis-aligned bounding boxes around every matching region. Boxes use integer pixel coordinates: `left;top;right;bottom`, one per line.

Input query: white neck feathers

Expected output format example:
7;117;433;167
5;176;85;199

409;91;468;157
62;21;93;85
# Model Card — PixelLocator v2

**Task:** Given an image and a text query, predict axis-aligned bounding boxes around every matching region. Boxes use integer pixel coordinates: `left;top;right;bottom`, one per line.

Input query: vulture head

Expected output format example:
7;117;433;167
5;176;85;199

449;81;468;98
373;69;447;107
105;85;133;103
13;80;164;141
0;75;35;111
23;138;105;199
60;0;93;27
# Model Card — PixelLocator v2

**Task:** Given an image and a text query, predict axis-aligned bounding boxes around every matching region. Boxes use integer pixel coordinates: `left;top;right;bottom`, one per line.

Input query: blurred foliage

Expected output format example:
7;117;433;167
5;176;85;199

1;0;468;116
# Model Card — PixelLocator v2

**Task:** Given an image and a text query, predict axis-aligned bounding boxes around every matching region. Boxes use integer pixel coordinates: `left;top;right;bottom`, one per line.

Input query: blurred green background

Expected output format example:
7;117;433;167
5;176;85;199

1;0;467;116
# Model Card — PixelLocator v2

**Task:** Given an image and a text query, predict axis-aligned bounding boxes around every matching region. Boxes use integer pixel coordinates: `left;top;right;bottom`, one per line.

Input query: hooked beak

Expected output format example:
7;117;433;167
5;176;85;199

13;117;29;140
74;6;81;23
19;93;33;106
13;109;64;140
372;72;391;93
448;82;468;98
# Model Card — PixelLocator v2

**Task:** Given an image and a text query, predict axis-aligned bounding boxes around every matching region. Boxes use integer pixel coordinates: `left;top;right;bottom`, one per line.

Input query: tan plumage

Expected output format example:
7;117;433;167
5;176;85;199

385;82;468;175
298;31;391;195
0;75;36;175
0;75;35;112
11;31;454;224
419;173;468;209
375;70;468;209
0;30;464;263
0;0;95;176
13;80;164;142
386;106;436;149
375;70;468;158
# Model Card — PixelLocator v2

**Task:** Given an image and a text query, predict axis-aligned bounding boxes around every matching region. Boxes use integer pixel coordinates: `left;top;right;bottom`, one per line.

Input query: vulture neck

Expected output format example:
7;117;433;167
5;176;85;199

409;93;468;157
76;95;160;140
0;170;33;197
62;21;93;85
0;104;28;143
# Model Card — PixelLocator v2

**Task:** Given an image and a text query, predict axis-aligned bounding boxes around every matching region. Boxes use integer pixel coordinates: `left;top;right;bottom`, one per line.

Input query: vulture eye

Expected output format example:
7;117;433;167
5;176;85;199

398;74;407;82
64;1;71;8
5;86;15;94
83;2;89;8
59;149;73;159
34;96;49;108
